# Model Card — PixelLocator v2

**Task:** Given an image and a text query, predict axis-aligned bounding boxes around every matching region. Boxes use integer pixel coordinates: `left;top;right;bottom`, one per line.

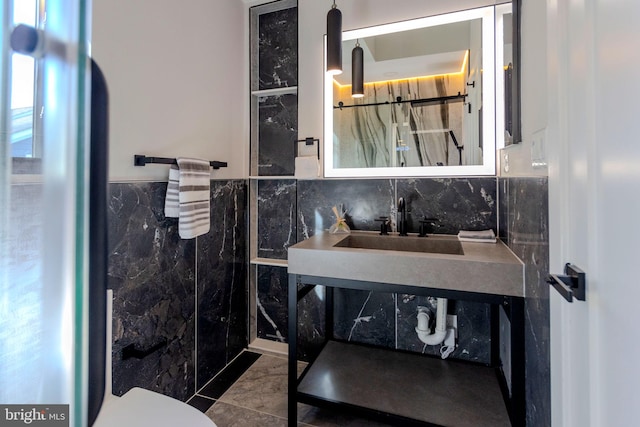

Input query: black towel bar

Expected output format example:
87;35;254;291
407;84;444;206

134;154;227;169
122;340;168;360
296;137;320;159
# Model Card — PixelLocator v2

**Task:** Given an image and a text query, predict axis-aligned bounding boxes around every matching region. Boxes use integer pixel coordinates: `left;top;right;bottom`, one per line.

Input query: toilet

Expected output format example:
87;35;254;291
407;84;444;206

93;290;216;427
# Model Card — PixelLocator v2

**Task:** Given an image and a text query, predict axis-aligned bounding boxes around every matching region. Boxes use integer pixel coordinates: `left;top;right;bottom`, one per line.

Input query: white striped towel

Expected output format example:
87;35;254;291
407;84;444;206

176;158;211;239
164;164;180;218
168;158;211;239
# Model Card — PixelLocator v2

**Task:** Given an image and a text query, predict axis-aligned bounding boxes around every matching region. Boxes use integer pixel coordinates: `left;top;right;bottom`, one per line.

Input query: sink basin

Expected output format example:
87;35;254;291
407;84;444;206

333;234;464;255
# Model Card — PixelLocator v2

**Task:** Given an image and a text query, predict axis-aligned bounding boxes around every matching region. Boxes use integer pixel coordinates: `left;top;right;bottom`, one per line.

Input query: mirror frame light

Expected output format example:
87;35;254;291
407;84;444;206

495;3;512;151
324;6;496;178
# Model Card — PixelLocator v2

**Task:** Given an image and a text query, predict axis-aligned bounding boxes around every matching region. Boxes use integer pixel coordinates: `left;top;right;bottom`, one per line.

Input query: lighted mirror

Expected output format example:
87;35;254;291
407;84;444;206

495;3;517;146
324;6;502;178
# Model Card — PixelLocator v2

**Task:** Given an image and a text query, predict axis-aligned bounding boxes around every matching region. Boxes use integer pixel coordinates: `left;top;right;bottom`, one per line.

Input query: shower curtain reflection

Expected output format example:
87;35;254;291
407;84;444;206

333;74;465;169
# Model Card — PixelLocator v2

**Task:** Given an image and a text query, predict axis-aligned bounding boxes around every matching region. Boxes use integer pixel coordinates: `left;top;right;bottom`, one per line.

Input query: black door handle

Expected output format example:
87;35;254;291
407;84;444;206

547;263;586;302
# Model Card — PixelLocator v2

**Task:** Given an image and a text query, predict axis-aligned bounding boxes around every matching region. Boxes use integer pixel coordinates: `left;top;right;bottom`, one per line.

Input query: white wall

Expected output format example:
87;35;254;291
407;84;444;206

298;0;505;163
92;0;539;182
92;0;247;181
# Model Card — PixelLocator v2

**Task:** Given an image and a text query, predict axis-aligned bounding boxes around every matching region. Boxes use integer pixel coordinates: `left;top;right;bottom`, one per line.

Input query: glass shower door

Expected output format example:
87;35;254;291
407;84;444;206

0;0;91;425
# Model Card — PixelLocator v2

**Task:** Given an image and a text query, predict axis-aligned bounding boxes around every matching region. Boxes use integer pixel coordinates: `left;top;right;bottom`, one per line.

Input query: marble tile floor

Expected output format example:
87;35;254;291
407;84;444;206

187;350;395;426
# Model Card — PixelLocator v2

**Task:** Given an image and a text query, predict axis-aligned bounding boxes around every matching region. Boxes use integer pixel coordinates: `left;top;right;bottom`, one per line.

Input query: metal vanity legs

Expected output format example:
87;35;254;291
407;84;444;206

508;296;526;426
287;274;298;426
286;273;527;427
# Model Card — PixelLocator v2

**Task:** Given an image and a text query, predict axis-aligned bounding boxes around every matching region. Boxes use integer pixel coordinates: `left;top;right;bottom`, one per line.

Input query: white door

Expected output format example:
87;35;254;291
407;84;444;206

547;0;640;425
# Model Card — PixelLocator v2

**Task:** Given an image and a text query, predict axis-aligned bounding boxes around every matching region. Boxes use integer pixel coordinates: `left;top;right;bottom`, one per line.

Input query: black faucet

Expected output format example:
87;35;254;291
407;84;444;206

375;216;390;235
418;217;440;237
397;197;408;236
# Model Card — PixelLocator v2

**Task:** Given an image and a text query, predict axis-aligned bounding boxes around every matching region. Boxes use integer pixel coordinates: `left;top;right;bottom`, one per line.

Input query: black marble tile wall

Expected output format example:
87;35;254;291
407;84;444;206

252;3;298;177
256;264;288;342
257;179;297;259
108;182;196;401
397;177;497;235
396;296;492;363
255;264;325;361
195;181;248;389
498;178;509;241
257;94;298;176
330;278;491;365
291;178;497;363
333;289;396;348
257;6;297;90
296;283;326;361
499;177;550;426
107;180;247;402
296;179;395;239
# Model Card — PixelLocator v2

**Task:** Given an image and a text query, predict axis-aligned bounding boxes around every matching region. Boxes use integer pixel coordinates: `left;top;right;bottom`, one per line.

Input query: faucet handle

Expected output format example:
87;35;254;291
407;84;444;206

418;217;440;237
375;217;390;235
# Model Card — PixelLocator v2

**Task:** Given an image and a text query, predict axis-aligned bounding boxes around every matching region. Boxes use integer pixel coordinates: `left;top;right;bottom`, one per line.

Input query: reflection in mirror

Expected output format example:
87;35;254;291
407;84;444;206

324;6;498;178
496;3;514;146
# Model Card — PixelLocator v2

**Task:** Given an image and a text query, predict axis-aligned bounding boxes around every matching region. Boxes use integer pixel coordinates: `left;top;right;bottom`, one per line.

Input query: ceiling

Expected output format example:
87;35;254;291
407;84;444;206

334;19;476;86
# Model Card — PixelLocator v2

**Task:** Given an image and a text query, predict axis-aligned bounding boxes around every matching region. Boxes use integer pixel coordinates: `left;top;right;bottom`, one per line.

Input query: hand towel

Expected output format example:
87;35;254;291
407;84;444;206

176;158;211;239
457;229;497;243
295;156;320;179
164;165;180;218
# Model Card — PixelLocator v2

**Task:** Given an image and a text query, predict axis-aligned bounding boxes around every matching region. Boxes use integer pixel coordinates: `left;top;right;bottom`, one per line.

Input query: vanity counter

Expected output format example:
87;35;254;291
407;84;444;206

288;230;525;297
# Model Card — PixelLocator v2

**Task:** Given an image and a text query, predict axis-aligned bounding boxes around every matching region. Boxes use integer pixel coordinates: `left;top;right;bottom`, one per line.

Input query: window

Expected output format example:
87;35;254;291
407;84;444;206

10;0;44;159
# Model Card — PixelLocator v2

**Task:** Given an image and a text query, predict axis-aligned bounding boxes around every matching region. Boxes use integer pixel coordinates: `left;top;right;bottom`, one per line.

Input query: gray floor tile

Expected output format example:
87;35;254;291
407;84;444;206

216;354;306;419
216;355;288;418
206;401;287;427
206;352;401;426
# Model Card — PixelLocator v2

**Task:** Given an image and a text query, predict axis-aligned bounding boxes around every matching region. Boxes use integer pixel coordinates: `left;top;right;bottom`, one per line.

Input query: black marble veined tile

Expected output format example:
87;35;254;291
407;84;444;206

396;177;498;235
107;180;248;401
256;264;324;360
107;181;196;401
296;282;326;362
498;177;509;240
257;264;289;342
258;94;298;176
258;7;297;90
500;176;550;427
332;289;396;348
296;179;395;240
257;179;296;259
196;180;248;389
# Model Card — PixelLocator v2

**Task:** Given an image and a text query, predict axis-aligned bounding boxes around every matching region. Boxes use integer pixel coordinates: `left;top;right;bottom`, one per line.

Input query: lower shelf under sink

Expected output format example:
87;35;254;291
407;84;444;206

297;341;511;427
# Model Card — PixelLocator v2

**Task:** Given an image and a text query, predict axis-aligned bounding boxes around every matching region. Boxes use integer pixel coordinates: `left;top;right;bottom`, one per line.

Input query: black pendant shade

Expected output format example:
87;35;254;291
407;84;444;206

352;41;364;98
326;2;342;75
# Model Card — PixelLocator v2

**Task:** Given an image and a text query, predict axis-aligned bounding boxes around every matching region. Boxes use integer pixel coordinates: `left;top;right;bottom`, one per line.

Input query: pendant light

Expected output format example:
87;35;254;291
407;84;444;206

326;1;342;75
351;40;364;98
